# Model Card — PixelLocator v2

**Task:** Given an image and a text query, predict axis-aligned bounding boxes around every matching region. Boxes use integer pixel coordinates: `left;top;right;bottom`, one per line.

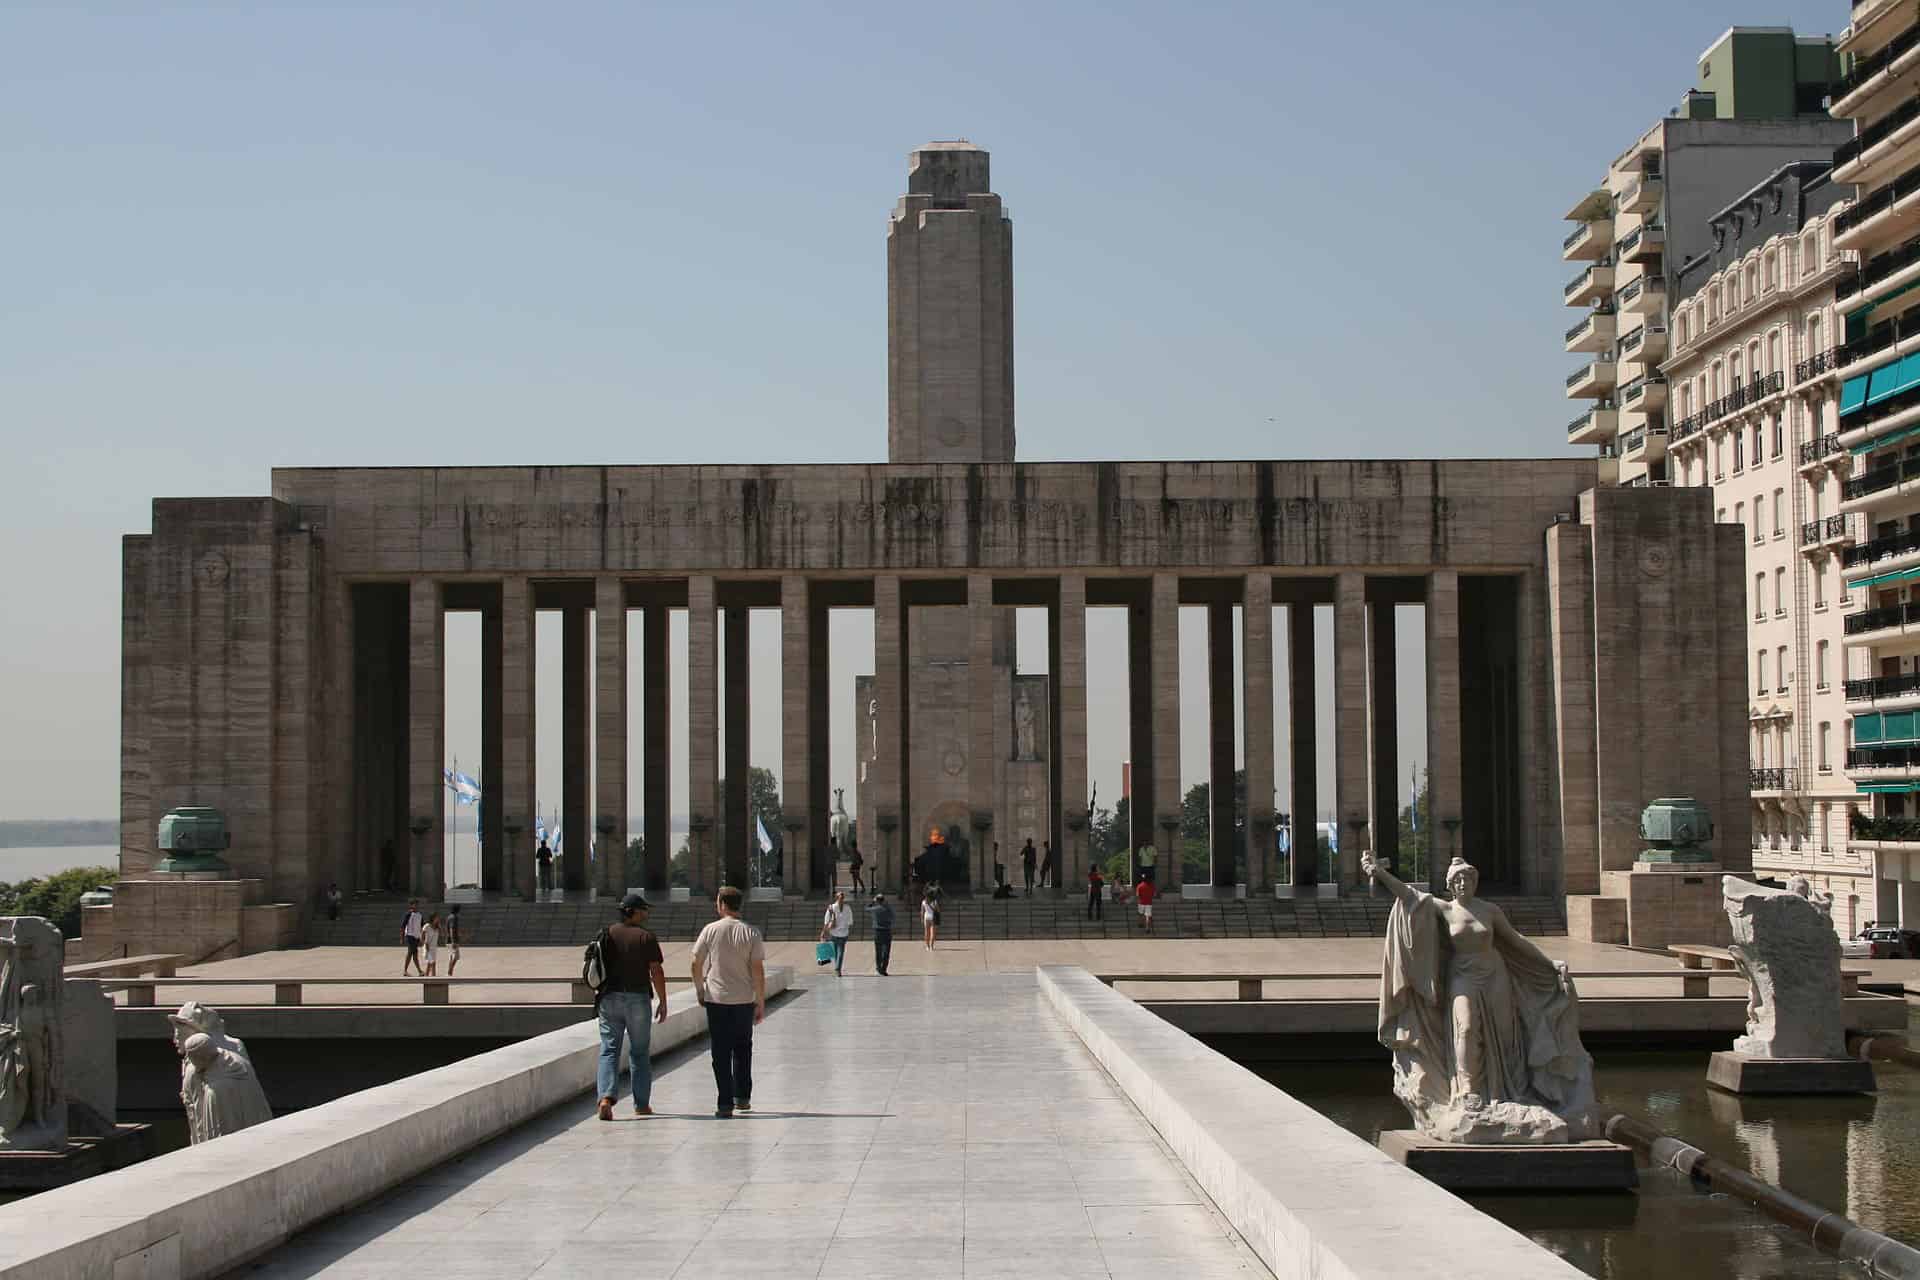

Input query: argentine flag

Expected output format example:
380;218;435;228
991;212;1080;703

755;815;775;854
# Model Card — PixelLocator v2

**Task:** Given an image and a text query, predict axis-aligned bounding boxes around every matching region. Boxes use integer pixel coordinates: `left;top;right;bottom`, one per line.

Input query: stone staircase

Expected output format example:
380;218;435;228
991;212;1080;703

310;892;1567;948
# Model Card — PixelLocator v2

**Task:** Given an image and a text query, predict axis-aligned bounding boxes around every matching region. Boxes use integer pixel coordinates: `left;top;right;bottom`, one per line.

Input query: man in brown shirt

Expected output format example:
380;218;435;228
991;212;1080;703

690;885;767;1117
596;894;667;1121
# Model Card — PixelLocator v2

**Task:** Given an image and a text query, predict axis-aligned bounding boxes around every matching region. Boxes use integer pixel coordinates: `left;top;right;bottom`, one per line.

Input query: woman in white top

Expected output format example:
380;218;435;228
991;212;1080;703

821;892;854;977
421;914;441;976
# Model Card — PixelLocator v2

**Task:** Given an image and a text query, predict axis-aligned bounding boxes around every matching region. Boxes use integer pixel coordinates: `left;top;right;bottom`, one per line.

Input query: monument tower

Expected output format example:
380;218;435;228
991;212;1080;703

859;141;1045;891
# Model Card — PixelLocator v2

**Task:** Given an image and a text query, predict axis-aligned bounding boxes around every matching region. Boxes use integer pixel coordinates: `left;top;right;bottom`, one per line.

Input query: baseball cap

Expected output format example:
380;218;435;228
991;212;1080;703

620;892;649;913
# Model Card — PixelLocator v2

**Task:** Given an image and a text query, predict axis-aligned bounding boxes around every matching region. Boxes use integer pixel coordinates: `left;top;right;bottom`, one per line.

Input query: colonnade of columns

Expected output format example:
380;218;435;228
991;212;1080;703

381;570;1474;902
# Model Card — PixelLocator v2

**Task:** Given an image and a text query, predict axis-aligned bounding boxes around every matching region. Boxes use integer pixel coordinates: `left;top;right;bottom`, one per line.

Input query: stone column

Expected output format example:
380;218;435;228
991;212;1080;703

1058;574;1090;893
687;576;719;896
594;578;627;898
641;604;671;896
781;577;811;898
408;579;445;900
1334;572;1368;889
561;602;591;892
501;577;536;901
480;597;504;892
1151;574;1183;889
1207;600;1236;887
1243;575;1275;894
1426;570;1464;893
873;575;905;893
1288;602;1318;890
723;604;751;892
1368;599;1400;875
968;574;997;888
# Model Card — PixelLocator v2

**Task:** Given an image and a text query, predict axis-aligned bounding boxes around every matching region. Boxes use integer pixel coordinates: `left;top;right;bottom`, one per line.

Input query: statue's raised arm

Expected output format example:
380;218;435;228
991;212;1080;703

1360;852;1417;906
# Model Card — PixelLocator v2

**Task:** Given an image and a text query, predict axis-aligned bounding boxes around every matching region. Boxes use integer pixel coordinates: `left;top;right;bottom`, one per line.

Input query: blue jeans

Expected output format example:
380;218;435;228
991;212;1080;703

830;935;848;974
596;990;655;1107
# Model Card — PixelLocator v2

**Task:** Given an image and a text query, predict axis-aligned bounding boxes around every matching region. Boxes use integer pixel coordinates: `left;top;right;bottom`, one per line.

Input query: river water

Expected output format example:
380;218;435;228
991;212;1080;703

1246;1013;1920;1280
0;846;117;881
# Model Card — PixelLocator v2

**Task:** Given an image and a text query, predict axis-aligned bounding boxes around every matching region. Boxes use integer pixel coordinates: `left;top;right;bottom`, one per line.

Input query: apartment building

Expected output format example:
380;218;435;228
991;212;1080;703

1663;163;1863;929
1821;0;1920;933
1564;28;1850;487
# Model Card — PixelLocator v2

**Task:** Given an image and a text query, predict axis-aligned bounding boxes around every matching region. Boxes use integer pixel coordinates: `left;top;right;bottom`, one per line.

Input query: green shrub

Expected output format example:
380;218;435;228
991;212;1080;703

0;866;117;938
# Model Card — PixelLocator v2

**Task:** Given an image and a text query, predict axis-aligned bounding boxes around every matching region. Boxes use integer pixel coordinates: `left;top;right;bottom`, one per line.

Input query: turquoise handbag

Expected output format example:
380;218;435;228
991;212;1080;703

815;940;834;965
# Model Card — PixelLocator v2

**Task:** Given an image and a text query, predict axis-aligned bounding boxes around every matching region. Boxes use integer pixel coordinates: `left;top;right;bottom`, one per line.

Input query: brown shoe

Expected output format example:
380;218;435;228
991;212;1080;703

597;1098;614;1122
634;1105;653;1117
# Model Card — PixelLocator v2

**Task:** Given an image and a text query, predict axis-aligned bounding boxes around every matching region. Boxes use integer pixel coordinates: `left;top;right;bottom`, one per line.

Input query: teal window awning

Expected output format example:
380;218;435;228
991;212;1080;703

1867;351;1920;406
1860;782;1920;794
1850;565;1920;591
1857;709;1920;745
1851;420;1920;455
1842;374;1871;415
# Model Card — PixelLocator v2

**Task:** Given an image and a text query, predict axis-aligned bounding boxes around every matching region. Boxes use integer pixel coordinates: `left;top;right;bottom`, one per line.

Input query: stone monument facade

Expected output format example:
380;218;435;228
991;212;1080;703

0;918;66;1151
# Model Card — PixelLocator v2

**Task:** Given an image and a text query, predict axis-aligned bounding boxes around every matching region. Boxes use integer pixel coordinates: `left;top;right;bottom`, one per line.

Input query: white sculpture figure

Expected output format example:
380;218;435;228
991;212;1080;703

1723;874;1848;1060
867;698;879;762
0;917;66;1151
1014;687;1037;760
169;1000;249;1063
830;788;851;848
1364;853;1600;1144
180;1033;271;1144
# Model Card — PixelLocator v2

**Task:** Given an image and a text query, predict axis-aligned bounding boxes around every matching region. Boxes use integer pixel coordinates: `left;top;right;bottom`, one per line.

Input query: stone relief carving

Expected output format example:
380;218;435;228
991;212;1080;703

1363;855;1600;1144
0;917;65;1151
1014;686;1037;761
1722;874;1848;1060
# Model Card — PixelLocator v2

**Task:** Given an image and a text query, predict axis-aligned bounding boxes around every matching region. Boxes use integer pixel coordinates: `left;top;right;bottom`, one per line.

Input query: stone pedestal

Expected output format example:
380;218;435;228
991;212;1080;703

0;1126;156;1192
86;878;294;964
1378;1131;1638;1191
1706;1051;1876;1095
1596;864;1730;950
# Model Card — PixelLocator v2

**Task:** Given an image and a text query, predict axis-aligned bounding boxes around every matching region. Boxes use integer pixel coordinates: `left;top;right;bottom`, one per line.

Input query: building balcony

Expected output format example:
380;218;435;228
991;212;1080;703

1847;745;1920;776
1841;0;1912;60
1799;432;1847;470
1566;403;1617;445
1617;274;1665;316
1846;672;1920;708
1803;512;1858;552
1563;188;1611;223
1833;17;1920;117
1795;347;1846;387
1563;219;1614;261
1844;598;1920;644
1833;90;1920;186
1566;360;1616;399
1844;527;1920;584
1564;309;1616;354
1671;411;1705;445
1851;815;1920;850
1616;322;1666;364
1621;424;1668;463
1841;455;1920;515
1749;768;1798;794
1597;447;1619;487
1834;156;1920;253
1618;371;1667;413
1565;263;1615;307
1618;176;1662;216
1617;223;1664;265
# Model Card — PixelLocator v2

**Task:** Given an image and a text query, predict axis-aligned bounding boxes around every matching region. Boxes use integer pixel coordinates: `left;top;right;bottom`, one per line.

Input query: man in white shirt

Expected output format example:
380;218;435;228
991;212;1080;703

690;886;767;1117
821;891;854;978
401;899;424;976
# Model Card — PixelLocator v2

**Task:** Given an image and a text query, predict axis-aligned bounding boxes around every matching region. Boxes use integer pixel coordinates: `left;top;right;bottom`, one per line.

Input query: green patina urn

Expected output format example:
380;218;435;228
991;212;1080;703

155;805;234;875
1638;797;1715;864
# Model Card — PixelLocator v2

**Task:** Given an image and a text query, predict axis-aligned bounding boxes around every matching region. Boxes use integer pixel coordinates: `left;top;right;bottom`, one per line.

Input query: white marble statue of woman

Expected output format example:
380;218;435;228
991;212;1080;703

1362;853;1599;1144
180;1033;271;1143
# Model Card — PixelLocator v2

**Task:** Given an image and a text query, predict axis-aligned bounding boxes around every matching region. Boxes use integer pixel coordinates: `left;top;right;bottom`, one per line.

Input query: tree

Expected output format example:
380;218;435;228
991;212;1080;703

716;765;785;886
624;836;645;890
1395;767;1432;886
1180;772;1248;881
0;866;116;938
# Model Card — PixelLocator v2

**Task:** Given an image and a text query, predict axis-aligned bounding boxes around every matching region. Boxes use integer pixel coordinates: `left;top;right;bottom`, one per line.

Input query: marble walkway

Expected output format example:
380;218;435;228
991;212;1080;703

227;974;1273;1280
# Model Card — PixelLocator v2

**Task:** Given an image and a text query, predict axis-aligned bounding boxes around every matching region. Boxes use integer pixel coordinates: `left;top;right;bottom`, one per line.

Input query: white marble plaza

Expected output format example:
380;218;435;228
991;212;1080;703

232;974;1271;1280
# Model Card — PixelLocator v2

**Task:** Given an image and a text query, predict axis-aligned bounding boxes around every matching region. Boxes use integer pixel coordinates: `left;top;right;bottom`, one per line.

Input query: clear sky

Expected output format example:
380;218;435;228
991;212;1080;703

0;1;1851;827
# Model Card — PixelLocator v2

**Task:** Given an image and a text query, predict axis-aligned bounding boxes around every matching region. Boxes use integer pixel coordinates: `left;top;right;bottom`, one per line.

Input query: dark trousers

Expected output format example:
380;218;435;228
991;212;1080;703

1023;863;1035;892
705;1001;755;1110
873;930;892;974
1087;889;1102;920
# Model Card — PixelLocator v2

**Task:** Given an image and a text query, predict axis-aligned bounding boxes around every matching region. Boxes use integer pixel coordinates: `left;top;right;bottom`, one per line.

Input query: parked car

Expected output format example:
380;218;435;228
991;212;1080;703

1857;926;1920;960
1840;936;1874;960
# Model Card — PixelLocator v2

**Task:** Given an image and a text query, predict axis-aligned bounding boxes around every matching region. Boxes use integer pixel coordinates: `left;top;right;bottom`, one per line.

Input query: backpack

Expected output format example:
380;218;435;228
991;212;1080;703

582;927;611;993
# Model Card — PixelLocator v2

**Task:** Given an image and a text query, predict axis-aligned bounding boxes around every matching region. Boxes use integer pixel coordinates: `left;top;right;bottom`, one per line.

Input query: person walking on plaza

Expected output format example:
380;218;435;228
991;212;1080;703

1040;840;1056;889
848;842;865;895
536;839;554;897
922;883;941;950
401;899;425;975
325;882;342;922
1134;873;1156;935
690;886;766;1117
1021;838;1037;895
821;891;854;978
1087;864;1105;921
445;903;463;975
867;893;895;975
422;913;441;975
596;894;668;1121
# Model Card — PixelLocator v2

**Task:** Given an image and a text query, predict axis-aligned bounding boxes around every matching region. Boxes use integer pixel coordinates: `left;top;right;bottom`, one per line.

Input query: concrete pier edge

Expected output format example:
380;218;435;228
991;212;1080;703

1036;964;1587;1279
0;968;791;1280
